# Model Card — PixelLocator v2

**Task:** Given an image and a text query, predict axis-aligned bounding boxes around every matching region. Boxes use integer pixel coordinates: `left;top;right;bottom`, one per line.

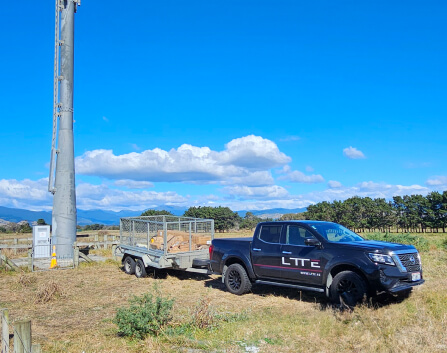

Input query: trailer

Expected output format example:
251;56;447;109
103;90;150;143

114;215;214;277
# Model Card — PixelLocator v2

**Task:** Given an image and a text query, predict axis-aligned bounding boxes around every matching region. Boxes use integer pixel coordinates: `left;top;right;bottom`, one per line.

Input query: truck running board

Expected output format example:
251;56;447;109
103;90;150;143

255;280;324;293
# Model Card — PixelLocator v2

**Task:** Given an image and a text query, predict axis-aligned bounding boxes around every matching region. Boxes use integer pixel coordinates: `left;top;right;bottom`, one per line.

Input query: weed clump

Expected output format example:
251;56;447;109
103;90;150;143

34;280;65;303
191;297;215;329
18;272;37;288
114;286;174;339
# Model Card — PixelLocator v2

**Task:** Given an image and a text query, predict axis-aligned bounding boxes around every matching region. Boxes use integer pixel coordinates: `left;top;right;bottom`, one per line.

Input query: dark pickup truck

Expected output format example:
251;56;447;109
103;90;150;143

209;221;425;306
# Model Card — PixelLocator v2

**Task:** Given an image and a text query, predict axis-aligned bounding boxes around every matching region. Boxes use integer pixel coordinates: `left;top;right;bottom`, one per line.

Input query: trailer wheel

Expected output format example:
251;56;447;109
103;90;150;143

135;259;147;278
123;256;136;275
224;263;252;295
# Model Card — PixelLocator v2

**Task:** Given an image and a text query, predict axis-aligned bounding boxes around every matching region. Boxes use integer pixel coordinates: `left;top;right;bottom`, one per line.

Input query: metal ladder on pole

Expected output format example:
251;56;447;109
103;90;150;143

48;0;62;194
48;0;81;194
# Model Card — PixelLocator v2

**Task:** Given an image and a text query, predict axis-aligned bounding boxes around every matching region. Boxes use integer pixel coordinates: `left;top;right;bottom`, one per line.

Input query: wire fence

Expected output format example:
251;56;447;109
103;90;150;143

1;308;40;353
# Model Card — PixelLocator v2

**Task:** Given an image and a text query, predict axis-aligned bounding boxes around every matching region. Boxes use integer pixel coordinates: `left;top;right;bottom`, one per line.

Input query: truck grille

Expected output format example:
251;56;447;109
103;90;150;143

398;253;421;272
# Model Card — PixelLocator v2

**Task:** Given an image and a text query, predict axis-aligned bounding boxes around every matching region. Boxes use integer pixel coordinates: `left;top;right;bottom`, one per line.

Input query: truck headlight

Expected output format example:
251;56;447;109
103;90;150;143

368;253;395;266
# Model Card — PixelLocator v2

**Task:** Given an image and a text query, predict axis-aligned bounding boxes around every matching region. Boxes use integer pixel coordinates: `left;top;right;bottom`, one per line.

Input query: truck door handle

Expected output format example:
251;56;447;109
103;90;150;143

282;251;292;254
252;248;261;252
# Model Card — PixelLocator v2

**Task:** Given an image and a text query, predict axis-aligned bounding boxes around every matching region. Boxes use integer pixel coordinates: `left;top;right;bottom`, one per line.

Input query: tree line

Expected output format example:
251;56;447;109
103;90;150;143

304;191;447;233
141;207;269;232
142;191;447;233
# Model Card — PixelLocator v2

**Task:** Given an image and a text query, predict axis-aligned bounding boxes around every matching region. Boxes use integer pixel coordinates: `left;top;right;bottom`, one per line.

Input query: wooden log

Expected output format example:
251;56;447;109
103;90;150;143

13;320;31;353
0;254;19;271
0;245;32;250
1;309;9;353
78;252;93;263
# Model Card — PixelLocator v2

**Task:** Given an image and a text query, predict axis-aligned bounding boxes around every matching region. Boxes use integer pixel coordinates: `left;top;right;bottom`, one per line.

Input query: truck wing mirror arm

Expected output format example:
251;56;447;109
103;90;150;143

305;238;322;248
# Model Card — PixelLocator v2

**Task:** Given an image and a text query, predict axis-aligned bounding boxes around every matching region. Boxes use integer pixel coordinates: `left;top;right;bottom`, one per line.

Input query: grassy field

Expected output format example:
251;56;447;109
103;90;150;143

1;233;447;352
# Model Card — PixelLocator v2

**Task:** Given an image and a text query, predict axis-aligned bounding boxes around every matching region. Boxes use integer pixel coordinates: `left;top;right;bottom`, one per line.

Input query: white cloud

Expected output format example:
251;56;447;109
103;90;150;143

102;116;109;122
76;183;188;211
0;176;439;213
328;180;342;188
426;176;447;187
303;181;430;204
114;180;154;189
222;185;289;199
0;178;52;210
221;135;291;168
277;166;324;184
76;135;290;184
221;171;274;187
343;146;366;159
305;166;314;172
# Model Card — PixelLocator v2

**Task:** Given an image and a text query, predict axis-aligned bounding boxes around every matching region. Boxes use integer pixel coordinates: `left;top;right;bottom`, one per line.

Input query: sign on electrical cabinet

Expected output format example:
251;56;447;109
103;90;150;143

33;225;51;258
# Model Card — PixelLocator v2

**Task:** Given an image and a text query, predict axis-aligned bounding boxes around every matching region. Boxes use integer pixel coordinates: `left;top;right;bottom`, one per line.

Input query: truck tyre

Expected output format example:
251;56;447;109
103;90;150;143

135;259;147;278
123;256;136;275
225;263;252;295
330;271;367;307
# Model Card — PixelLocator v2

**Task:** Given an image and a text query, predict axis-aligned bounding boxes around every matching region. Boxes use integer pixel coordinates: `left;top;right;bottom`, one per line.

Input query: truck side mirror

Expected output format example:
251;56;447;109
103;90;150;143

305;238;321;248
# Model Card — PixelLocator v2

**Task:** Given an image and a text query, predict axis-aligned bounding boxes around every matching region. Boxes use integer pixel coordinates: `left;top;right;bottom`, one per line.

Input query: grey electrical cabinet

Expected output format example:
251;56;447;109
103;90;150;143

33;225;51;259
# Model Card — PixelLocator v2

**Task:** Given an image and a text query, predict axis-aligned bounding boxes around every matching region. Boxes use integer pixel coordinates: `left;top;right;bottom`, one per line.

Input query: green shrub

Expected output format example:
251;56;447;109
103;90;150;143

365;232;430;251
114;286;174;339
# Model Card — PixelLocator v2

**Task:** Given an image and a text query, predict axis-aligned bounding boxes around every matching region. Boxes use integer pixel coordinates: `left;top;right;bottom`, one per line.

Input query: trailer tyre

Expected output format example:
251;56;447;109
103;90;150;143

224;263;252;295
123;256;136;275
135;259;147;278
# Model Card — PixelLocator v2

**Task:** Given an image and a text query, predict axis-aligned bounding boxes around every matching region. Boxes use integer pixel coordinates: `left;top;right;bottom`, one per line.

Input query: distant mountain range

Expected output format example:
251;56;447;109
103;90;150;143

0;206;307;226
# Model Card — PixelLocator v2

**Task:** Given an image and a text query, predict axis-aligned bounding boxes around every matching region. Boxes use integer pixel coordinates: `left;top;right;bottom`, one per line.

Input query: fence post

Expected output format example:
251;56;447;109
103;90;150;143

27;250;33;272
73;244;79;268
2;308;9;353
104;234;108;249
13;320;31;353
13;239;18;256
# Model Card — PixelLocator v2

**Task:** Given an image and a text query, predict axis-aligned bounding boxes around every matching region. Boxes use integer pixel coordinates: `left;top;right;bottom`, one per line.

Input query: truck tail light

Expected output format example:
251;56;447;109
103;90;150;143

209;244;214;260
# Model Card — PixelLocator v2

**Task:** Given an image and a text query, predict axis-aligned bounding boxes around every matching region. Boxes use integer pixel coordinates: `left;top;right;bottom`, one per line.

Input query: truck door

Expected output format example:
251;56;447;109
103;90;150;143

251;224;283;279
280;224;325;286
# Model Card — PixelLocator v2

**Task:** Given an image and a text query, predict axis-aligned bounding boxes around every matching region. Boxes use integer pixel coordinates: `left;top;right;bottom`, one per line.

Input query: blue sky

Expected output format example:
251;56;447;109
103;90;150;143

0;0;446;212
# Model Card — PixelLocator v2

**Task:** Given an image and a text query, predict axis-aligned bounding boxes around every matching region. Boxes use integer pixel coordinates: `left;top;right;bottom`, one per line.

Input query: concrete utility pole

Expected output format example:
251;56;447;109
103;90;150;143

49;0;80;258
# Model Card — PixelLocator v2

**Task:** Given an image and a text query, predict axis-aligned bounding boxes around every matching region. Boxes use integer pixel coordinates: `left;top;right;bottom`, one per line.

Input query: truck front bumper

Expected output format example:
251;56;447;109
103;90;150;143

375;265;425;294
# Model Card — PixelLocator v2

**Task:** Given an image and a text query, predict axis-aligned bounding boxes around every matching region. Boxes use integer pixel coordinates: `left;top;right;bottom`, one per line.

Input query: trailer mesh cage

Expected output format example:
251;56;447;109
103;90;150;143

119;216;214;254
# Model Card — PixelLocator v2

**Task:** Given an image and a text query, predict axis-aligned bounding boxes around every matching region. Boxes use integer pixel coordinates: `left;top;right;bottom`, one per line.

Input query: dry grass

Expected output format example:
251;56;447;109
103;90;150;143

0;239;447;352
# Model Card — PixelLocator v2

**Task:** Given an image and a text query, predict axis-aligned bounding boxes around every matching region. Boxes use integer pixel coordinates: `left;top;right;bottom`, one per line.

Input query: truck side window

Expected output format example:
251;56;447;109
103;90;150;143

259;225;282;243
286;225;314;246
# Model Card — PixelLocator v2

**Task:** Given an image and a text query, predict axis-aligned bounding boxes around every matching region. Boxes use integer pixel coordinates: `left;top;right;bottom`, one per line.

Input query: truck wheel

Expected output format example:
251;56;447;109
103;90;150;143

123;256;136;275
225;263;252;295
135;259;147;278
330;271;367;307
